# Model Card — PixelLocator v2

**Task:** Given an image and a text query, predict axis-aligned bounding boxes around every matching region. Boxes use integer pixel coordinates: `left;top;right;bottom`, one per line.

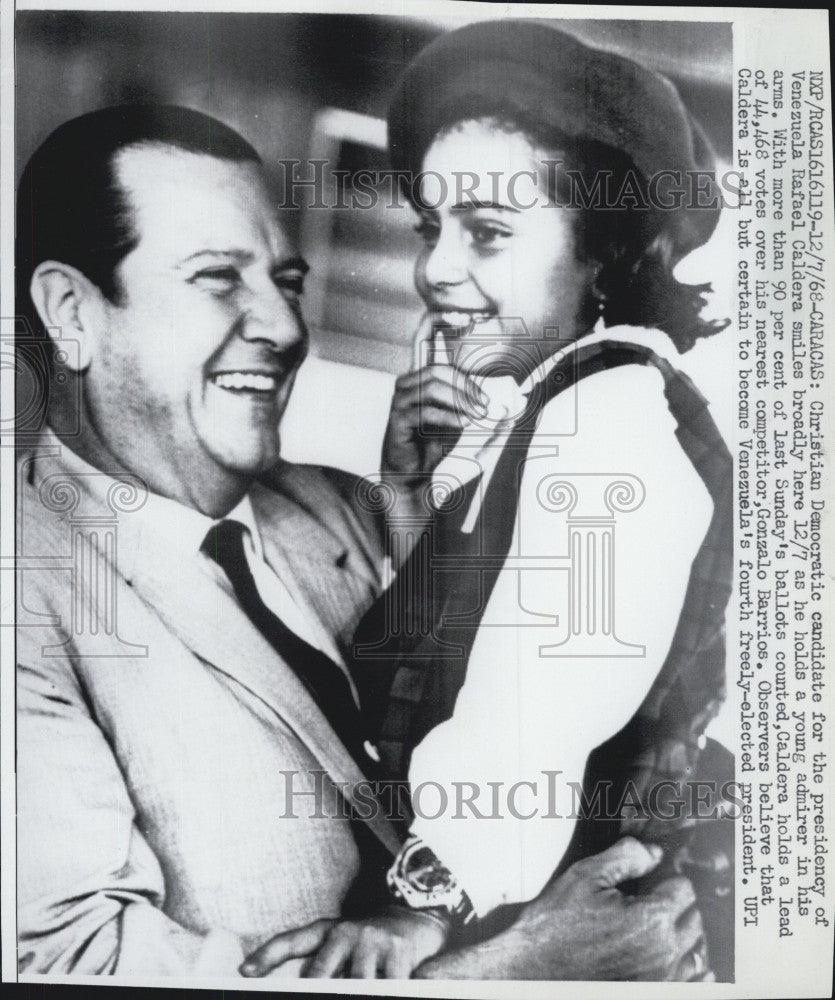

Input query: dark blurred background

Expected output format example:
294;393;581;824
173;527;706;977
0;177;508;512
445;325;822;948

15;10;733;472
15;12;732;179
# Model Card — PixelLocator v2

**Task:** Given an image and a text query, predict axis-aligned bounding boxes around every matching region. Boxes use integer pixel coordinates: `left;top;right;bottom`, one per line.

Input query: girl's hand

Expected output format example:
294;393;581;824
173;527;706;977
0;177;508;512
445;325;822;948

240;905;451;979
382;365;483;484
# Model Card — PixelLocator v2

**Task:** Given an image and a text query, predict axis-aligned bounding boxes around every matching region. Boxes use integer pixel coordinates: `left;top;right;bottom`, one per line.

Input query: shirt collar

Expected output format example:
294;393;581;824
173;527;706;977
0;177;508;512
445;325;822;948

226;493;265;560
36;426;256;560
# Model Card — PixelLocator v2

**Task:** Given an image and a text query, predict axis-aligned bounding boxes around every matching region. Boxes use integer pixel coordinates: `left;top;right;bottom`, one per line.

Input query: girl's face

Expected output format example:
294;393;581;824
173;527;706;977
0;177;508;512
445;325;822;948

414;119;597;377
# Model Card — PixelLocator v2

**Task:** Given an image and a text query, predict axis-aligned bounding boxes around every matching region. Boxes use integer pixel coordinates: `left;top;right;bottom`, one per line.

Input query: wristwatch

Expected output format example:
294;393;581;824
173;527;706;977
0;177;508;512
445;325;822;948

387;835;475;926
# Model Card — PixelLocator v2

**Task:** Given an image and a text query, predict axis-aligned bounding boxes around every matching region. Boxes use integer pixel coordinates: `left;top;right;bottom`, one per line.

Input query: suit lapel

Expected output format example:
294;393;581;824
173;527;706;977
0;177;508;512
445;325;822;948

47;455;400;857
252;484;352;665
252;475;378;582
250;480;380;676
129;535;398;853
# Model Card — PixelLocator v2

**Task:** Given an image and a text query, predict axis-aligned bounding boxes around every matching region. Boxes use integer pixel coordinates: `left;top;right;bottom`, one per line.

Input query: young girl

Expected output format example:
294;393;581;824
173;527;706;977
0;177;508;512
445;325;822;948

245;19;733;980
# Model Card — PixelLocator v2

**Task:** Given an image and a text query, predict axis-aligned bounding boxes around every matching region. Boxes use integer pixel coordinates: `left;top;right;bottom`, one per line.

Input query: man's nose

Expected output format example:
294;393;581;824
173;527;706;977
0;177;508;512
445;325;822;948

240;278;306;350
422;226;468;288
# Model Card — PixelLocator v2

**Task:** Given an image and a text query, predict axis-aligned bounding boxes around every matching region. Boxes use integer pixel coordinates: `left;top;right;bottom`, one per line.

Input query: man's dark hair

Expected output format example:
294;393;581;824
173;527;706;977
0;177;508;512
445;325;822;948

17;103;260;313
15;104;260;427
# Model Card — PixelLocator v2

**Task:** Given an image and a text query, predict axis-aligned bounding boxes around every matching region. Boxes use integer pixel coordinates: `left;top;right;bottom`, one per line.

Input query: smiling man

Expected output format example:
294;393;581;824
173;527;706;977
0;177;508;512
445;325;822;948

15;105;399;976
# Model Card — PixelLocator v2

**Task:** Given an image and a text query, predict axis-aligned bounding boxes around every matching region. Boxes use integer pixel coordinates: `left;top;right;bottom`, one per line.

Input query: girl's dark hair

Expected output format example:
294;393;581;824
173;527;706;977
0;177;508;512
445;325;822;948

428;107;729;353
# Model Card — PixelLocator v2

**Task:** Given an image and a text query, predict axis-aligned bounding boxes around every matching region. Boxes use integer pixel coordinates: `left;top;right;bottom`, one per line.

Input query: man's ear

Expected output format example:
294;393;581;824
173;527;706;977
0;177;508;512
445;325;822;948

29;261;109;372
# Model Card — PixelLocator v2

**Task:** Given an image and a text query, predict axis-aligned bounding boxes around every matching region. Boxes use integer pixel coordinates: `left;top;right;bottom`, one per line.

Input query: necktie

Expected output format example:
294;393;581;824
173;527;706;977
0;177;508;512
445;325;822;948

202;518;372;772
203;519;406;910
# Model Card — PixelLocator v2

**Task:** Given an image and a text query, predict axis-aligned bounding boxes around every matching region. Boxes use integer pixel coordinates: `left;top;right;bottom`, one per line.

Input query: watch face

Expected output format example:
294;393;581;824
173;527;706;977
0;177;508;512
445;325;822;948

403;843;455;892
389;837;473;921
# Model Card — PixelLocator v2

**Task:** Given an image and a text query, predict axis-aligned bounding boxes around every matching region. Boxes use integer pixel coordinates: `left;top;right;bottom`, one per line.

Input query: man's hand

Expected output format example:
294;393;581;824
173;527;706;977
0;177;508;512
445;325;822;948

415;838;708;981
240;905;450;979
240;839;707;981
514;838;706;981
382;365;483;484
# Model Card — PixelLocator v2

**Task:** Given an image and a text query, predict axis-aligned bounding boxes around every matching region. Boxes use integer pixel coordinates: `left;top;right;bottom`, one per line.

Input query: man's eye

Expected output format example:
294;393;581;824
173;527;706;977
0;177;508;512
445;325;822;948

273;271;306;297
191;267;240;292
414;219;441;247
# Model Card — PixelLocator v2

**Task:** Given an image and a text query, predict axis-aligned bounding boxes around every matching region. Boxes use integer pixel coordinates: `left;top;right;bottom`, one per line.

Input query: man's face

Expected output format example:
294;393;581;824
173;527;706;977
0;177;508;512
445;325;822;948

86;144;308;507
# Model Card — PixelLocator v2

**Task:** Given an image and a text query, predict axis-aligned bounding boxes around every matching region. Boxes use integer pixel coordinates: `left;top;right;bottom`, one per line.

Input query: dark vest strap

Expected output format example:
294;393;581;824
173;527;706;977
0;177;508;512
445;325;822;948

350;340;699;781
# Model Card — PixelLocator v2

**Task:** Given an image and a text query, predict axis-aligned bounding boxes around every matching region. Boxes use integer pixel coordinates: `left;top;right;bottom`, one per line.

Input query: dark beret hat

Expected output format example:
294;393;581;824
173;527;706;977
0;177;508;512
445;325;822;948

388;19;721;260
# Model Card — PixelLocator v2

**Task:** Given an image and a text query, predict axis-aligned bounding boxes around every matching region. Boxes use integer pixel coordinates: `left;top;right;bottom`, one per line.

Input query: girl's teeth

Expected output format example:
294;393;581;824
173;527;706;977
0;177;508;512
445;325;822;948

440;311;491;326
213;373;276;391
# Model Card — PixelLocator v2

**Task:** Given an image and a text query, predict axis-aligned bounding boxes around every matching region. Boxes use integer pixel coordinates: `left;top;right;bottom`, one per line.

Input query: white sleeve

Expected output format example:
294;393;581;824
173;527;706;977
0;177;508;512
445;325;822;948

406;363;714;916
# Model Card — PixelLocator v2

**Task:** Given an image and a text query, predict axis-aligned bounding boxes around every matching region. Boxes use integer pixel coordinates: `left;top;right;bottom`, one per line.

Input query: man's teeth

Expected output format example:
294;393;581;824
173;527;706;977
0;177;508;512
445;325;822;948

212;372;277;391
438;311;493;327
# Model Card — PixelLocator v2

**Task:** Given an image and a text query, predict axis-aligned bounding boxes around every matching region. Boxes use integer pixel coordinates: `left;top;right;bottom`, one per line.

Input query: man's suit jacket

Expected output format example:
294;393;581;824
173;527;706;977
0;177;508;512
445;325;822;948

16;435;400;976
